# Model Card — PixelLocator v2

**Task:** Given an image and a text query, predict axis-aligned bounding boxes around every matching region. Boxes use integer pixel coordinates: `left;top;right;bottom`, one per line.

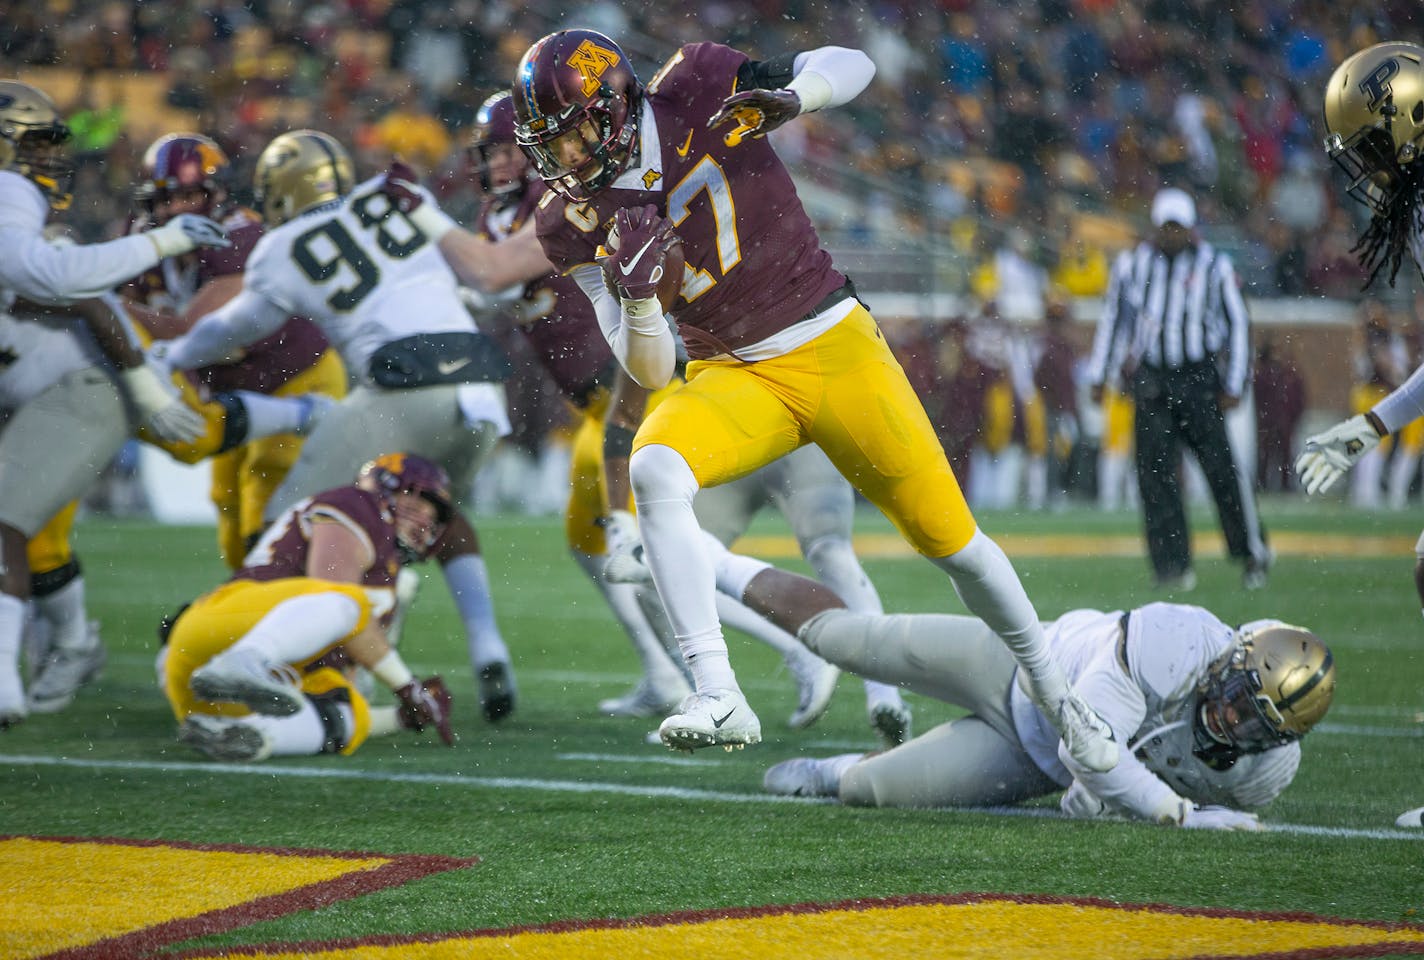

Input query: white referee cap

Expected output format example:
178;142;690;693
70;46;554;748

1151;187;1197;228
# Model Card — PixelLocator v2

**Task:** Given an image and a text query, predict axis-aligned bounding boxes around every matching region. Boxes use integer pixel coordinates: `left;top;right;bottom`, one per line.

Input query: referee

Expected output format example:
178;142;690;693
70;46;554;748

1088;188;1271;591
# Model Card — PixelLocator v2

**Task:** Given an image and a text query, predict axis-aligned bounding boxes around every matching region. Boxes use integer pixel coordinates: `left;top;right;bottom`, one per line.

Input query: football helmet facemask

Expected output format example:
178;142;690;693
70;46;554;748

253;129;355;226
512;29;641;203
1192;621;1336;769
469;92;528;199
356;453;455;564
1323;41;1424;215
136;133;231;222
0;80;75;210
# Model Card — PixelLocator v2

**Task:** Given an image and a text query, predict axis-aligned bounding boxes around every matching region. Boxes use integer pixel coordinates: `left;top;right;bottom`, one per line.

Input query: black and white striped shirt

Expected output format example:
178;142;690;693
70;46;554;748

1088;241;1251;397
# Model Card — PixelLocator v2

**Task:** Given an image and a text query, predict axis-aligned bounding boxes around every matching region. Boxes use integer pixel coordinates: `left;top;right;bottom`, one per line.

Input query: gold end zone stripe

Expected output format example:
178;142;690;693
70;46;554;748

163;892;1424;960
4;835;476;960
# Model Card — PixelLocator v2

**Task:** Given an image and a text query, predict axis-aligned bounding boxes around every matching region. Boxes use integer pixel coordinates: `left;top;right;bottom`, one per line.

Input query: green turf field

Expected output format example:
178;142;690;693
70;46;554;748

3;500;1422;956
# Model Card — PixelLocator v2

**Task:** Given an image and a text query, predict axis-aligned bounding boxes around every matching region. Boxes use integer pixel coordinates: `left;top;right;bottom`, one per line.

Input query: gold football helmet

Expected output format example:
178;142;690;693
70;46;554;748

253;130;354;226
1323;41;1424;214
0;80;75;209
1194;621;1336;767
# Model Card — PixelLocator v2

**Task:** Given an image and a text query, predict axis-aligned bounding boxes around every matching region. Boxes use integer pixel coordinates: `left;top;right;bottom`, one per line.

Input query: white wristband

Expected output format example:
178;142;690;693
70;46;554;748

408;203;457;243
621;297;665;334
119;364;174;415
371;650;415;690
786;71;831;113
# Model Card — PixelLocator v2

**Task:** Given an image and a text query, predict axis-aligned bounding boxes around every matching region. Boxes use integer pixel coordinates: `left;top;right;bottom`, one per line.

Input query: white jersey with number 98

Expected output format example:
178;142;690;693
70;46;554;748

244;175;475;382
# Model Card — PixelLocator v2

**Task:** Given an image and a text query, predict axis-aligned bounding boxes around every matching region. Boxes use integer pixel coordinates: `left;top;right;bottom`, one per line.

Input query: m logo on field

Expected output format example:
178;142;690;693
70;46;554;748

1359;58;1401;112
568;39;621;96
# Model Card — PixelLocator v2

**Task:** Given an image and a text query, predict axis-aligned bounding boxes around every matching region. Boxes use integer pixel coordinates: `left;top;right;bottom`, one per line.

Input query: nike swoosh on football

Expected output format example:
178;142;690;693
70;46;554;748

711;709;736;729
437;357;472;375
619;234;661;277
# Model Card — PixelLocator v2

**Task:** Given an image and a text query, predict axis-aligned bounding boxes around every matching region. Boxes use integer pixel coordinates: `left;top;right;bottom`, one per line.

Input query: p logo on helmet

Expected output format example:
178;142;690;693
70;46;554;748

1360;58;1401;113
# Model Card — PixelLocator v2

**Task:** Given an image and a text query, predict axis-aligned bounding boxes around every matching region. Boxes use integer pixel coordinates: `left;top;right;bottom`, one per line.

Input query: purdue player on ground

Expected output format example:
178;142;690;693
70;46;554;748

514;31;1113;764
692;536;1335;828
152;130;544;722
1295;41;1424;828
0;79;229;726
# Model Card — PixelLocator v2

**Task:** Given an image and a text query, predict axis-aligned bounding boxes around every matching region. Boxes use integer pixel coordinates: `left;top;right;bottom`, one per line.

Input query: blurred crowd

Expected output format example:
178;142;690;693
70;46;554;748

6;0;1424;513
5;0;1421;296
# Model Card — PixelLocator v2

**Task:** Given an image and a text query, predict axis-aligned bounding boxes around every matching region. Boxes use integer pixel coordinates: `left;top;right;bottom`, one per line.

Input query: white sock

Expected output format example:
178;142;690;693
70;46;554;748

235;391;308;440
368;705;402;738
821;752;864;795
698;530;772;600
33;576;93;652
632;444;737;693
931;529;1065;707
0;593;24;675
227;592;362;664
242;699;343;755
443;554;509;669
572;550;684;682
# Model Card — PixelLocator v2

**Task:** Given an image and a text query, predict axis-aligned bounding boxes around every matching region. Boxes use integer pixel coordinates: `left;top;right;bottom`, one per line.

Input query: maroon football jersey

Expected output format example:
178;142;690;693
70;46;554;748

235;486;401;591
479;180;614;406
124;207;329;395
535;42;845;361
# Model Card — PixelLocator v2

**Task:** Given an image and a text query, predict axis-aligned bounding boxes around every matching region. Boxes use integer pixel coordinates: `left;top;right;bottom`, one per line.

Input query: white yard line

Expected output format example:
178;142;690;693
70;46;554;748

2;753;1419;842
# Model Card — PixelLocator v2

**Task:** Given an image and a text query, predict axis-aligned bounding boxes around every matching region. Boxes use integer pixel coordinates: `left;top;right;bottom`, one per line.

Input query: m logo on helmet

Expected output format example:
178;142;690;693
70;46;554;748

567;39;621;96
1360;57;1401;112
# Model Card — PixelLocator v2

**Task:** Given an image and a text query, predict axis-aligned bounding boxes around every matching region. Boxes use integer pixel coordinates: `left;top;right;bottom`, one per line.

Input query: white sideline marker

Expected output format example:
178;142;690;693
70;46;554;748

2;752;1420;842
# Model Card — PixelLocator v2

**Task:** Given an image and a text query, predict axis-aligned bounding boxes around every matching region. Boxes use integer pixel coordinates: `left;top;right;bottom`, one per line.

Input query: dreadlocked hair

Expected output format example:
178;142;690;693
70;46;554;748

1353;163;1424;288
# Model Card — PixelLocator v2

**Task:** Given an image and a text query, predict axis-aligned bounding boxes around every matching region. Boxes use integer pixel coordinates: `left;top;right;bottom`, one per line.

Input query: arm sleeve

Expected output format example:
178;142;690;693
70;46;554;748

0;225;159;304
1216;255;1251;397
1372;361;1424;434
163;286;292;370
570;262;676;388
786;47;876;112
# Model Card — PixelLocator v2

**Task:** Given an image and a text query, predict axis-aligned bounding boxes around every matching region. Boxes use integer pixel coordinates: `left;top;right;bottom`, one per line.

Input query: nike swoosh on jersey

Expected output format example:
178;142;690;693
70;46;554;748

437;357;472;374
675;131;694;157
619;234;661;277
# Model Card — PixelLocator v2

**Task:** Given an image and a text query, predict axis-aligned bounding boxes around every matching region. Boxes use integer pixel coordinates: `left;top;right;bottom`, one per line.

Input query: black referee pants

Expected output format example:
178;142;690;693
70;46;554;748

1131;361;1264;580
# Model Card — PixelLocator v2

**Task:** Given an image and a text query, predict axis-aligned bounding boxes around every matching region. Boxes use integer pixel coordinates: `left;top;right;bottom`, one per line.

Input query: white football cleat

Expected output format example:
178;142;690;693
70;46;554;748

190;648;304;716
1396;806;1424;828
27;641;107;713
0;659;27;730
179;714;274;762
658;689;761;751
785;647;840;730
598;674;692;718
869;699;913;750
1053;691;1119;772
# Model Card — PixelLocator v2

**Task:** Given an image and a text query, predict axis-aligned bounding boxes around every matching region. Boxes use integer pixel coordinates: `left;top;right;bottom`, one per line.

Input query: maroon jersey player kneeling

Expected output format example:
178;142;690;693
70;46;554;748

513;29;1117;766
160;454;456;761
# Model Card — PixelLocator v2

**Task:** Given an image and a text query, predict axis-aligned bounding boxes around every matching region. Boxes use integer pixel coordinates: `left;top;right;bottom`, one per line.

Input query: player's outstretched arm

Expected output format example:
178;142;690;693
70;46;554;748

709;46;875;144
153;286;289;372
376;160;553;292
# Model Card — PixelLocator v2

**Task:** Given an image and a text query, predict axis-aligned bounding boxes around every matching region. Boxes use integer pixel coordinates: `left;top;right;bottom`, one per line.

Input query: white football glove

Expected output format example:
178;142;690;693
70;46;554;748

146;213;232;259
602;509;652;585
1295;414;1383;495
1180;803;1262;831
120;363;205;443
1059;780;1109;819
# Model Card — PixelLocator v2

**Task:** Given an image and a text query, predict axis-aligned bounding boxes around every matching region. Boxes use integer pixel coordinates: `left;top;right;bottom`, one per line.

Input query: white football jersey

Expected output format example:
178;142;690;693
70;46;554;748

243;176;476;380
1010;602;1292;821
0;171;153;408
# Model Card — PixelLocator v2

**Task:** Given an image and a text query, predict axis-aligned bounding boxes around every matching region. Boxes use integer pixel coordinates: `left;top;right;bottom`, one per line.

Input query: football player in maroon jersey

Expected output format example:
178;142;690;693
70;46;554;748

510;29;1115;766
165;453;456;761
